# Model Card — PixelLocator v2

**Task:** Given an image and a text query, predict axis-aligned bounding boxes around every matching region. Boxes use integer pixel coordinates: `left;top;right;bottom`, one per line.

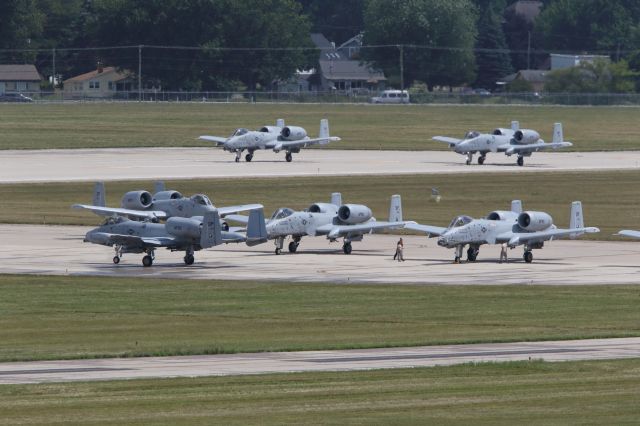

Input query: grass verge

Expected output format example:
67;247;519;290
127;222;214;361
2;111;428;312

1;103;639;150
1;360;639;425
0;275;638;362
0;170;638;240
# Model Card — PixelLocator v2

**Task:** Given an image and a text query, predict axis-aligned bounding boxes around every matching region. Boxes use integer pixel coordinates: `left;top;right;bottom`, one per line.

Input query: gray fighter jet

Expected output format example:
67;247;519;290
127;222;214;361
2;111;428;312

83;209;265;266
228;193;411;255
433;121;572;166
73;181;262;228
198;118;340;162
406;200;599;263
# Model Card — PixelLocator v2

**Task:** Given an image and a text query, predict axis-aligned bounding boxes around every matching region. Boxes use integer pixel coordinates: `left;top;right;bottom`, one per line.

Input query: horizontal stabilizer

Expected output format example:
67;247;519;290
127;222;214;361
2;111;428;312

198;135;228;146
433;136;462;145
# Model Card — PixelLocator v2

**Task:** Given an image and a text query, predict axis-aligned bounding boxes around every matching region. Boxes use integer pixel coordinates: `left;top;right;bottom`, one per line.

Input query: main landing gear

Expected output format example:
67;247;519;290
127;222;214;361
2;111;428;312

285;152;293;162
288;237;301;253
517;156;524;167
342;241;353;254
245;151;254;162
523;250;533;263
478;154;486;165
142;249;155;267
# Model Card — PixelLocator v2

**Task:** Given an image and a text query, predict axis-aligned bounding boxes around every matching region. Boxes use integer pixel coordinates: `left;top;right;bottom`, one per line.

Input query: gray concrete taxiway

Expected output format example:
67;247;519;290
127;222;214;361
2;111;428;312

2;224;640;285
1;337;638;384
1;148;640;183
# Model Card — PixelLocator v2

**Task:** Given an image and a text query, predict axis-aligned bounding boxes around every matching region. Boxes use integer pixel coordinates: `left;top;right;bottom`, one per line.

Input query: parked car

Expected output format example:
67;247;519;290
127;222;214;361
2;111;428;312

370;90;410;104
0;93;33;102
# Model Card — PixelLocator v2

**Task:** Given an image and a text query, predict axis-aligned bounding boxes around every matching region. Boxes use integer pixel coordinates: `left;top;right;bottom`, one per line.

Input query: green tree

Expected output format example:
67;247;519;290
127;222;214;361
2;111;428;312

545;59;637;93
362;0;477;90
299;0;365;44
473;0;513;88
0;0;44;63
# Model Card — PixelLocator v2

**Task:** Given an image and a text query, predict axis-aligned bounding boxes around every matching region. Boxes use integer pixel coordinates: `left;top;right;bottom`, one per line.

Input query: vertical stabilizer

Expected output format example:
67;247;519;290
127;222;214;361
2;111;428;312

93;182;106;207
276;118;285;128
388;195;402;222
200;210;222;248
553;123;563;143
319;119;329;139
511;121;520;131
154;181;166;194
331;192;342;207
511;200;523;214
246;208;268;246
570;201;584;239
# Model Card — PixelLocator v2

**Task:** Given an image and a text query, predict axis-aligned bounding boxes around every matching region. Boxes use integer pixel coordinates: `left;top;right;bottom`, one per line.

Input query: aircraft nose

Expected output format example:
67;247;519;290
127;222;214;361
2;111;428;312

84;230;106;244
437;236;448;247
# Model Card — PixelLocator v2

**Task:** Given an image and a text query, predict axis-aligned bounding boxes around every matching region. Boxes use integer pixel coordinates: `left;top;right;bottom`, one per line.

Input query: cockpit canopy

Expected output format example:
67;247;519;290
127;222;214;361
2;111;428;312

447;215;473;229
231;128;249;137
191;194;213;206
465;131;480;139
270;207;295;220
102;216;127;226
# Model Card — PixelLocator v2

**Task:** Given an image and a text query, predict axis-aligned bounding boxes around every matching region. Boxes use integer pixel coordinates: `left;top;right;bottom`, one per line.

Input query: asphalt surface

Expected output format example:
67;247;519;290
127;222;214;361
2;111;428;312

3;224;640;285
1;148;640;183
1;337;638;384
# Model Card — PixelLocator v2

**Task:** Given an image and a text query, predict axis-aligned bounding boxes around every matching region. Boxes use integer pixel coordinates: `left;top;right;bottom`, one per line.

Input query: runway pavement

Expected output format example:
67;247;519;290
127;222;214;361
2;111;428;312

1;337;638;384
2;224;640;285
1;148;639;183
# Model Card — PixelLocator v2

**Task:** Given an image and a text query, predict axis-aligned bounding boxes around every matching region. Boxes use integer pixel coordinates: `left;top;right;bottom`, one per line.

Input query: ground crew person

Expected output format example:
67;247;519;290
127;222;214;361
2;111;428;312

500;243;508;263
395;238;405;262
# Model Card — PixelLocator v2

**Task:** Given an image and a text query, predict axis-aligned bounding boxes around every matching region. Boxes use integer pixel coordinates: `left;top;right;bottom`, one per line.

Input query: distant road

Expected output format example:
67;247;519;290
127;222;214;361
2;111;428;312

1;148;639;183
1;338;638;384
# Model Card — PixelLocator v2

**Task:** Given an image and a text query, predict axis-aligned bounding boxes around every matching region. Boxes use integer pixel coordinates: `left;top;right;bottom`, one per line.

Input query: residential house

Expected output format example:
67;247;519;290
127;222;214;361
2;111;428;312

0;65;42;95
63;66;137;99
500;69;548;92
550;54;610;70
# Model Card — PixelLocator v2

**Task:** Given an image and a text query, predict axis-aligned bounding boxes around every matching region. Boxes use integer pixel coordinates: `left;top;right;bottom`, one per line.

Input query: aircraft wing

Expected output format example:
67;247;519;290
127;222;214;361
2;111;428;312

404;222;448;237
218;204;263;216
92;233;175;248
315;221;409;239
198;135;228;146
266;136;341;150
432;136;462;146
73;204;167;220
497;227;599;246
617;230;640;239
223;214;250;225
502;141;573;154
221;231;246;243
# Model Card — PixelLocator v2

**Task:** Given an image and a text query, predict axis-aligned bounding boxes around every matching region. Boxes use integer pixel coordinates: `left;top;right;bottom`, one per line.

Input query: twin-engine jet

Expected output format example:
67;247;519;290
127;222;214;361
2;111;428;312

73;181;262;228
433;121;572;166
199;118;340;162
228;193;411;255
406;200;599;263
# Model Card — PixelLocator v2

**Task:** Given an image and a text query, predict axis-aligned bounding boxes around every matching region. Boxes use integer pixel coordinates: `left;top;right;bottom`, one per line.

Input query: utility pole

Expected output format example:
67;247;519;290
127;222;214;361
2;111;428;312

527;31;531;70
399;45;405;102
52;48;56;88
138;45;142;102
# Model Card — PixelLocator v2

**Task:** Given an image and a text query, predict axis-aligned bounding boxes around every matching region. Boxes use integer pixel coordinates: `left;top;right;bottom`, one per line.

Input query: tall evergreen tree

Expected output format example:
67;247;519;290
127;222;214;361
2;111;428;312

473;0;513;88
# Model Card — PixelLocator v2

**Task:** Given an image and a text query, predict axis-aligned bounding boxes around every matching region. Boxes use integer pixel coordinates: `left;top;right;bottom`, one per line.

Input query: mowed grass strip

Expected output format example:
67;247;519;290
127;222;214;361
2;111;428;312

1;360;639;425
1;103;639;150
0;170;637;240
0;275;638;362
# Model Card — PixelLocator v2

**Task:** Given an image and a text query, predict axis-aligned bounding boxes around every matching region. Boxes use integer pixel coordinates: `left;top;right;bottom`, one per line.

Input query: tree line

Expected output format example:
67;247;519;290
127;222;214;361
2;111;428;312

1;0;639;92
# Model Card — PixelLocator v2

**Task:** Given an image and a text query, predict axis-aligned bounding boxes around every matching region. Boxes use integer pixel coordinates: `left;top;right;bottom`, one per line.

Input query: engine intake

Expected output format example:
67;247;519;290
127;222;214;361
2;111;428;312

121;191;153;210
308;203;338;215
337;204;373;224
153;190;183;201
517;211;553;232
281;126;307;141
514;129;540;144
259;126;281;134
166;217;202;239
487;210;519;222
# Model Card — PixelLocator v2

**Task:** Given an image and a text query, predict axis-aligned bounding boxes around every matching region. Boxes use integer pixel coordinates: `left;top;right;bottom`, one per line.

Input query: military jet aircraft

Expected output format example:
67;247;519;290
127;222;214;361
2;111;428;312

433;121;572;166
227;193;411;255
198;118;340;162
406;200;599;263
73;181;262;229
83;209;265;267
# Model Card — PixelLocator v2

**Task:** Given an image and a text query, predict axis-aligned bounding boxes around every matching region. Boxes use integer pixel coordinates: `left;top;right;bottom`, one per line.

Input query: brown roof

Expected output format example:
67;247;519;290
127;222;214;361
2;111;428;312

505;1;543;24
64;67;131;83
0;65;41;81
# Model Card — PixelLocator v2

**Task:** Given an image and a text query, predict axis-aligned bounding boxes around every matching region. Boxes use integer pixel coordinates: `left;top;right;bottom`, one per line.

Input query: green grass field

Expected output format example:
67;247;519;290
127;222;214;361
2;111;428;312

1;360;639;425
1;103;639;150
1;275;638;362
0;170;637;240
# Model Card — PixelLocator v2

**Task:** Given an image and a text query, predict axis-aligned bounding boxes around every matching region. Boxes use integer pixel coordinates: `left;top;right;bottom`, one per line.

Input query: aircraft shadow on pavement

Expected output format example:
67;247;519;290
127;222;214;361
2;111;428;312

426;160;548;169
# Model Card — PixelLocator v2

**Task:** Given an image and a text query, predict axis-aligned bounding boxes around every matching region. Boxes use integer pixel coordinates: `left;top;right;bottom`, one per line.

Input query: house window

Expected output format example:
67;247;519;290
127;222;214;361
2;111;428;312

89;80;100;89
108;81;114;91
17;82;27;91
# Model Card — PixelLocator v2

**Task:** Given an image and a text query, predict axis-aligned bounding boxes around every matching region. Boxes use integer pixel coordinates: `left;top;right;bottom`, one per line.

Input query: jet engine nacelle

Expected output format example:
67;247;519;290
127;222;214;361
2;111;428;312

517;211;553;231
514;129;540;144
166;217;201;239
308;203;339;215
337;204;373;224
121;191;153;210
281;126;307;141
486;210;519;222
259;126;281;134
492;128;514;137
153;190;183;201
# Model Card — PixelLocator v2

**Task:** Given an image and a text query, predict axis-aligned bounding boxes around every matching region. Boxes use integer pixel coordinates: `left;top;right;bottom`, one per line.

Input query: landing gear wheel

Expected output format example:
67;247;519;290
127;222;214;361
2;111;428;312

245;153;253;162
523;251;533;263
235;156;240;163
467;248;478;262
288;241;298;253
184;254;195;265
285;152;292;162
275;248;282;255
478;156;485;165
113;256;120;264
454;256;461;264
465;158;471;165
142;255;153;267
343;242;352;254
517;156;524;167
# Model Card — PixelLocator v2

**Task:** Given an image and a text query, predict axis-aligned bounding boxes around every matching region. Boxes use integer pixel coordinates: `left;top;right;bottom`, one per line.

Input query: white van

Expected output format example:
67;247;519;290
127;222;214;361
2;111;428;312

370;90;410;104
